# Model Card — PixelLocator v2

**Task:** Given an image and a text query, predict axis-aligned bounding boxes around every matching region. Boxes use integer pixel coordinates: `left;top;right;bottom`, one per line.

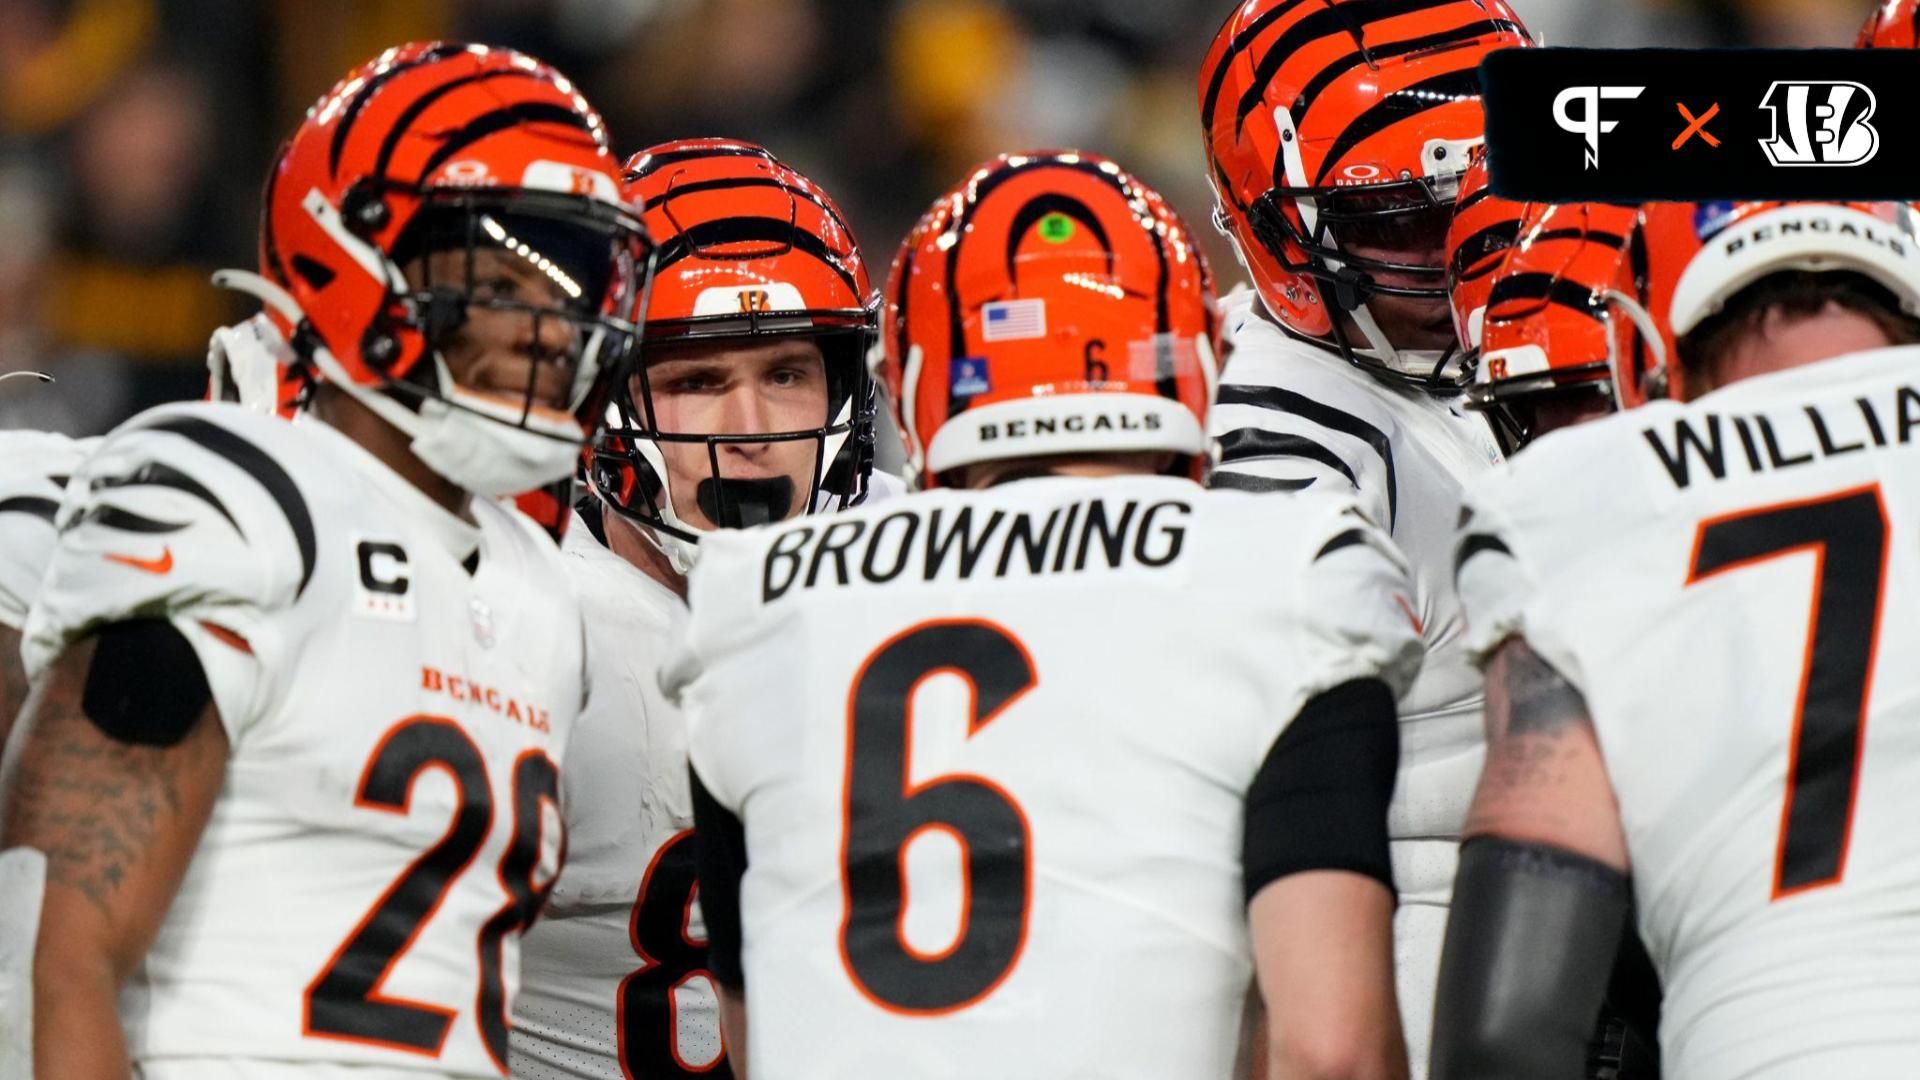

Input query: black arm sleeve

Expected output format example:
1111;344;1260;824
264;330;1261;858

689;765;747;991
1430;836;1632;1080
83;618;214;747
1242;677;1399;903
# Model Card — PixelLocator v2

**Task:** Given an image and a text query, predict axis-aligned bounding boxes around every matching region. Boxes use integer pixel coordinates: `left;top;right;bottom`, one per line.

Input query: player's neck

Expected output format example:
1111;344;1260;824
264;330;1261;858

601;507;688;599
310;385;474;523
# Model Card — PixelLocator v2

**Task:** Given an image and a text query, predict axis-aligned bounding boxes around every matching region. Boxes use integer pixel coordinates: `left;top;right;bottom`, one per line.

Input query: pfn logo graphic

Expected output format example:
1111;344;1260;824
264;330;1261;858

1553;86;1645;170
1759;82;1879;167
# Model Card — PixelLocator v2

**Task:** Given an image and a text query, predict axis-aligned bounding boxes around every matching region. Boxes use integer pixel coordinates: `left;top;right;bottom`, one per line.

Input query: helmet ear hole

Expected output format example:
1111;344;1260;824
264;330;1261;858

362;326;402;371
343;180;392;239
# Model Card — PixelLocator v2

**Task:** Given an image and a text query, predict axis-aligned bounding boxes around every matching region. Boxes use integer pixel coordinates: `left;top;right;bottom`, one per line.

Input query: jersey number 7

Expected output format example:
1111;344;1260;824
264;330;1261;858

1686;484;1889;900
840;619;1036;1015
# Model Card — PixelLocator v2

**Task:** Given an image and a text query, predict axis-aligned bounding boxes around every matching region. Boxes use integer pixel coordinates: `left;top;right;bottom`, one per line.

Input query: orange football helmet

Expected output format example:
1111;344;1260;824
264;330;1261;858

220;42;649;498
590;139;878;570
1661;200;1920;397
1200;0;1531;389
1467;201;1670;449
1859;0;1918;46
883;151;1219;488
1445;149;1532;374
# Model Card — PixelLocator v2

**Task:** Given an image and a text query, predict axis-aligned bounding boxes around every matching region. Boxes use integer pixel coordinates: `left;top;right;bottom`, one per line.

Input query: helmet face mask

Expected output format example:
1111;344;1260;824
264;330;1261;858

1199;0;1532;391
386;189;644;427
237;42;650;498
589;139;879;571
1463;201;1672;451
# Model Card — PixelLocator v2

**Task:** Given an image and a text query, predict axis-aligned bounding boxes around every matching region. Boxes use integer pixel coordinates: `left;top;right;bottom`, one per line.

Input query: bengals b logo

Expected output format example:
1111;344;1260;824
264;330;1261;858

1758;82;1879;167
738;289;772;313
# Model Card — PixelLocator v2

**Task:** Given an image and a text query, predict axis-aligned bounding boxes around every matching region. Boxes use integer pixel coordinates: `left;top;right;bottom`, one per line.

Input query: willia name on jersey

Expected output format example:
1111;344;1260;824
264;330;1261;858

1643;382;1920;489
763;496;1192;602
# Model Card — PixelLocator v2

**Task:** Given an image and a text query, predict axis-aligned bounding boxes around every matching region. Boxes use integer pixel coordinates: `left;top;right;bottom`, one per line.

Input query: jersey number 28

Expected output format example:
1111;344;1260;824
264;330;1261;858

303;715;559;1070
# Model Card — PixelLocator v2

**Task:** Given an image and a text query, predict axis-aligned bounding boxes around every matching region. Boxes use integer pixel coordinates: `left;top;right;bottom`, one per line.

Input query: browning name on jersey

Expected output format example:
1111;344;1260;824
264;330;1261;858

23;401;586;1079
669;474;1423;1080
760;493;1193;600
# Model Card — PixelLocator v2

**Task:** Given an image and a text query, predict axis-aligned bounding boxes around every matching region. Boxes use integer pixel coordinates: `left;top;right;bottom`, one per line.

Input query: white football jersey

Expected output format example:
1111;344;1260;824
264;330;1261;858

670;475;1423;1080
24;403;584;1079
511;508;727;1079
0;429;97;629
1208;300;1504;1070
1456;346;1920;1079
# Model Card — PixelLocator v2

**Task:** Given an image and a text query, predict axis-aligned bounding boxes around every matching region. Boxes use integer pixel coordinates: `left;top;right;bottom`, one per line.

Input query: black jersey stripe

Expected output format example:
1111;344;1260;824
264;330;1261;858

1315;527;1369;561
1453;531;1513;577
145;417;317;598
1215;383;1398;527
1217;428;1359;487
1211;472;1316;494
92;462;242;538
70;504;189;534
0;496;57;523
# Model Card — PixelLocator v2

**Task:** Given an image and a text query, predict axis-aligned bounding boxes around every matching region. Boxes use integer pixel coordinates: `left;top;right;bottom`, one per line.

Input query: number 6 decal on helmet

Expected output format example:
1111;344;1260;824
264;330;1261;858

839;619;1037;1015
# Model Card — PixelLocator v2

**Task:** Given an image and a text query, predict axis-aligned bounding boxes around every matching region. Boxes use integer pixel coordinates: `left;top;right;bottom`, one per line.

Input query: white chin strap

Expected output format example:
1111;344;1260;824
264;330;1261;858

1323;257;1460;382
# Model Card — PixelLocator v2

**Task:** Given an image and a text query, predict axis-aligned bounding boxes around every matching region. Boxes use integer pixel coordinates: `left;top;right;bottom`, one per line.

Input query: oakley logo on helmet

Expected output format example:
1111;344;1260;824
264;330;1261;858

1758;82;1879;167
1553;86;1646;170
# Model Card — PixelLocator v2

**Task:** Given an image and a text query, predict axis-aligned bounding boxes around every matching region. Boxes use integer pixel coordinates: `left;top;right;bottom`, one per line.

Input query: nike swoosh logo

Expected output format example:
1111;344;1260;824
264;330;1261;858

105;547;174;575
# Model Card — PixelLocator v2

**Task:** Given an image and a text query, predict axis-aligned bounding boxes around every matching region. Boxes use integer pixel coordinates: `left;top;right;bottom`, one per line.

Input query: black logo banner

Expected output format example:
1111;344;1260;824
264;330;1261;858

1483;48;1920;201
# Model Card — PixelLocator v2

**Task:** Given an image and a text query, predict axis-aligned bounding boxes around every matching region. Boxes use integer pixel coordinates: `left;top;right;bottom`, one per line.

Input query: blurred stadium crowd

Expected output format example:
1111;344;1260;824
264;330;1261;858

0;0;1868;435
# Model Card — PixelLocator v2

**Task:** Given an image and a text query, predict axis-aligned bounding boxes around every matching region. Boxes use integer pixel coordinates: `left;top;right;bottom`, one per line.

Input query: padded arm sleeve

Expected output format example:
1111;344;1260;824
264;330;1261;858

1430;837;1631;1080
690;765;748;992
1243;677;1399;901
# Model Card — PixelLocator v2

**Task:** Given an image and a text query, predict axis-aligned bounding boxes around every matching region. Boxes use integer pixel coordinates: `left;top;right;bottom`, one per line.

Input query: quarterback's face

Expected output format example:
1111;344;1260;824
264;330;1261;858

637;337;831;530
409;246;580;410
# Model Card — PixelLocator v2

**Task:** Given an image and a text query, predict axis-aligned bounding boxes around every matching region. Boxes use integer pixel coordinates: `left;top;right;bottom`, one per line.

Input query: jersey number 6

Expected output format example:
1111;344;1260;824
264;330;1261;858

840;619;1036;1015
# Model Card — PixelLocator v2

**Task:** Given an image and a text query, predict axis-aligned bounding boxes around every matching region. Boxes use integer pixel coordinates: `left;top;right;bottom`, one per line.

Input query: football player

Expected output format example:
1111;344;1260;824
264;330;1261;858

509;139;879;1080
668;151;1425;1080
1198;2;1530;1069
1;43;646;1078
1434;201;1920;1078
1456;200;1676;451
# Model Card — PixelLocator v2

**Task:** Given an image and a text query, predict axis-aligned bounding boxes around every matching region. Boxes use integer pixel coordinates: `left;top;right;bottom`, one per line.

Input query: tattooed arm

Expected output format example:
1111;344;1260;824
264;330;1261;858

0;637;228;1079
1429;638;1632;1080
0;625;21;755
1464;637;1629;866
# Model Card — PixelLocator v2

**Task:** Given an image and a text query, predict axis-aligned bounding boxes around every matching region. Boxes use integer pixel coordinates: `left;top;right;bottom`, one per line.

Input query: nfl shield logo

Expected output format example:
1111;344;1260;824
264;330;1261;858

951;357;991;398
